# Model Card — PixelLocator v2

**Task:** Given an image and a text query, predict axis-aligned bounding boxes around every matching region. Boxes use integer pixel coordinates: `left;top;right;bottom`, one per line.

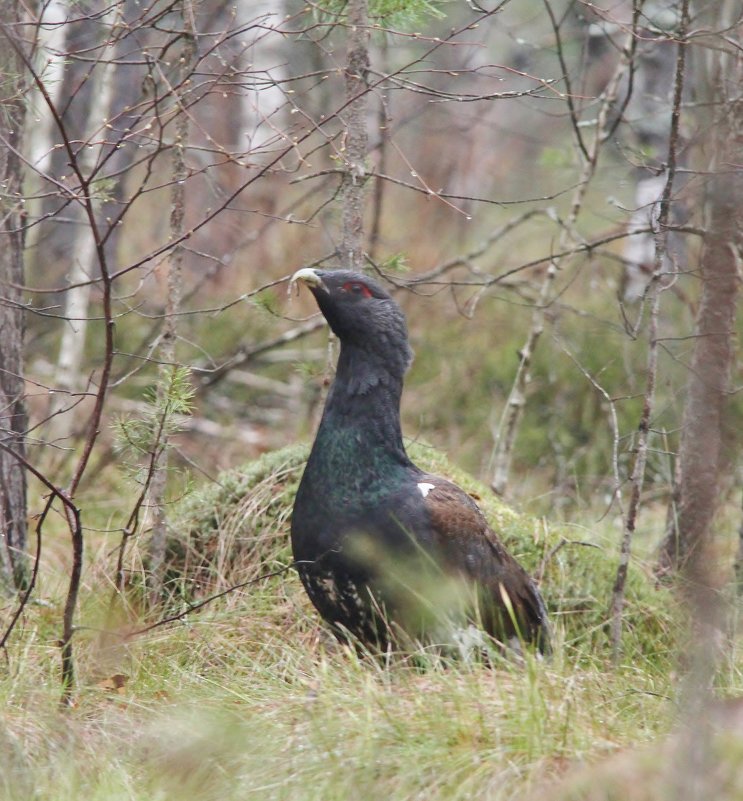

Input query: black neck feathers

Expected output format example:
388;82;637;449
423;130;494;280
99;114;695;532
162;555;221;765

315;340;409;470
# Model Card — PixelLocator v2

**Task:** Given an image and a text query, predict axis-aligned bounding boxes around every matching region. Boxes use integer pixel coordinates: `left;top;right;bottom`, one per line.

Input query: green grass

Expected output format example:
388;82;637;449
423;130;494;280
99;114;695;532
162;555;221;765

0;444;739;800
0;611;675;801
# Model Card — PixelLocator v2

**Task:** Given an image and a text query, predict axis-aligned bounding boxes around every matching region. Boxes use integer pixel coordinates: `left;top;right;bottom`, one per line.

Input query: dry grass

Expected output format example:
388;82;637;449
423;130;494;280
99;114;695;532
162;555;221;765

1;444;741;800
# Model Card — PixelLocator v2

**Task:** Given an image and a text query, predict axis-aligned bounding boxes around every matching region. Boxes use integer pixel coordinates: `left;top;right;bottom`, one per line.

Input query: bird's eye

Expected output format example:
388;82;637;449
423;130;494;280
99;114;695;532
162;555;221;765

341;281;373;298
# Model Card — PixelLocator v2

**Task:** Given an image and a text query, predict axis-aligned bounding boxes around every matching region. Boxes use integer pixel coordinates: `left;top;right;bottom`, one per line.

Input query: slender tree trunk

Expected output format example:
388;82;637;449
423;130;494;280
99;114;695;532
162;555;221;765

622;173;667;302
618;15;687;304
735;474;743;593
368;38;389;261
610;0;691;661
24;0;68;259
339;0;369;271
146;0;196;604
239;0;288;154
0;4;29;592
657;115;742;576
664;10;743;796
26;0;68;172
47;11;118;445
313;0;371;430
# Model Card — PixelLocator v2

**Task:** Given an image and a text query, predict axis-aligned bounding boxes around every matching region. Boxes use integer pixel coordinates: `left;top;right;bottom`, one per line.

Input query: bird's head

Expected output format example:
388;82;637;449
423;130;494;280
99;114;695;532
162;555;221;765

290;268;413;377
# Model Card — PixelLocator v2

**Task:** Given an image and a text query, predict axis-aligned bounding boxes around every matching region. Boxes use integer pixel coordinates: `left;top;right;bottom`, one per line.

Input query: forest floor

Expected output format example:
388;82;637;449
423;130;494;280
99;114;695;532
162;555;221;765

2;445;743;801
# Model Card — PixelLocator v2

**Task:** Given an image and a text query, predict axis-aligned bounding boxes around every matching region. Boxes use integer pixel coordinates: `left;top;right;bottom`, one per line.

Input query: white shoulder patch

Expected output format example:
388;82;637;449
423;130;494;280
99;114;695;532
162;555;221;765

417;482;436;498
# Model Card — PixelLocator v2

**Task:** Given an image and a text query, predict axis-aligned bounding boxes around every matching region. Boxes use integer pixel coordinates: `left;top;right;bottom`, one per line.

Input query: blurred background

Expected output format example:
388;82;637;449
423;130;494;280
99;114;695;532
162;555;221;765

13;0;741;543
2;4;743;795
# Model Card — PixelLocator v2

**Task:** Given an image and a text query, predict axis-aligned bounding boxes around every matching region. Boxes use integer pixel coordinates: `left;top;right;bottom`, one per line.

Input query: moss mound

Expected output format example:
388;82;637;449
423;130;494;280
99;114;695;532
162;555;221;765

166;442;678;667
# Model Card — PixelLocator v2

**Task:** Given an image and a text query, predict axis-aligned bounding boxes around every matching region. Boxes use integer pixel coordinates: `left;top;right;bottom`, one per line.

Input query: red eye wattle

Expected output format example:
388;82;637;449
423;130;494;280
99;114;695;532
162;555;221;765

341;281;373;298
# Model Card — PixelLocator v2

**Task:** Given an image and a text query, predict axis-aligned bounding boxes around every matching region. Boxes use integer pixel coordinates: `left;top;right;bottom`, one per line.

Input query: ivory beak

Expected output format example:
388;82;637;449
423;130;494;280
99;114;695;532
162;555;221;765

288;267;327;296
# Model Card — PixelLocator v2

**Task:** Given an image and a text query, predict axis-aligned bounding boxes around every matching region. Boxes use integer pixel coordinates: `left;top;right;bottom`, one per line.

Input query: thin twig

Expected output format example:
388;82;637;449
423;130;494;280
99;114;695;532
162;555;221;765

0;443;76;649
610;0;691;664
489;23;636;497
126;563;299;637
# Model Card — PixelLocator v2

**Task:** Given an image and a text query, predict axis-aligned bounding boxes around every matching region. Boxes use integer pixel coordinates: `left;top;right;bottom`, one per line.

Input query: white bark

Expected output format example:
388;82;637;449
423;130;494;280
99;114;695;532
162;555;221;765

47;17;118;444
617;6;686;302
622;173;667;302
237;0;288;154
24;0;68;258
26;0;68;174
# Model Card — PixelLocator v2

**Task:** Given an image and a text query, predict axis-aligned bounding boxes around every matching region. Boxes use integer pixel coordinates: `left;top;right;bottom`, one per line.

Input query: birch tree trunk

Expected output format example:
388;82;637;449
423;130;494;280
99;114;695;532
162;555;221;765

24;0;68;258
47;12;118;445
26;0;68;172
0;2;29;591
238;0;288;154
618;7;687;303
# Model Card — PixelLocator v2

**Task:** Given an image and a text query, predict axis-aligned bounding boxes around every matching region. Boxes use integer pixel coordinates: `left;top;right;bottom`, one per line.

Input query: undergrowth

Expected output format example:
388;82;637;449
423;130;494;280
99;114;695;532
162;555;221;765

162;442;680;671
0;443;736;801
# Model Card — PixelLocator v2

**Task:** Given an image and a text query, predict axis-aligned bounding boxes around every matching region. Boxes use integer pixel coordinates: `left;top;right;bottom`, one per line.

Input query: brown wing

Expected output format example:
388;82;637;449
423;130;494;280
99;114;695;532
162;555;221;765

417;475;550;652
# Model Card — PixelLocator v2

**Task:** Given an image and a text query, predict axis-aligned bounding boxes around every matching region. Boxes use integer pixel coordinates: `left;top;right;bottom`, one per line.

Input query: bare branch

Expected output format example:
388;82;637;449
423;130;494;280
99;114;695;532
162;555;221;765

610;0;692;663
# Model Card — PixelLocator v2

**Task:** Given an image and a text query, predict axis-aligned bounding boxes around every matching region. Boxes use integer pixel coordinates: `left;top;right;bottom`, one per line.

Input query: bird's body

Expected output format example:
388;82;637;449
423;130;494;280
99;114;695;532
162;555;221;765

290;268;549;653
